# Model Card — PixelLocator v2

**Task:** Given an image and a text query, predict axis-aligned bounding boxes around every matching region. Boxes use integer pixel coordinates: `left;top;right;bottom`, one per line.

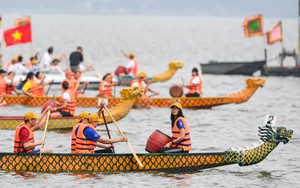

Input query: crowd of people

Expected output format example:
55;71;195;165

1;47;201;154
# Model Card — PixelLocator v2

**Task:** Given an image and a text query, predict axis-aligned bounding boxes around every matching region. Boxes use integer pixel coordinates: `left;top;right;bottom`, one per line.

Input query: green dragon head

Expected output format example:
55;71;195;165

259;125;293;144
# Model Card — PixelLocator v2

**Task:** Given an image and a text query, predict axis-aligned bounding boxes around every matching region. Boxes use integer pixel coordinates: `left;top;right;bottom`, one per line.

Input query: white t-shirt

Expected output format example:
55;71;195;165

62;91;71;102
126;60;135;76
191;76;201;84
40;52;52;69
13;63;29;75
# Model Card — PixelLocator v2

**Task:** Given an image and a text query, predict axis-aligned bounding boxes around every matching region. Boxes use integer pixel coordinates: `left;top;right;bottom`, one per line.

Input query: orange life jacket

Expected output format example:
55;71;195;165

127;58;139;76
98;80;112;97
171;117;191;151
14;123;34;153
131;79;147;98
61;78;76;90
188;75;202;95
60;90;76;115
0;77;7;95
71;123;82;154
75;124;96;154
35;79;45;96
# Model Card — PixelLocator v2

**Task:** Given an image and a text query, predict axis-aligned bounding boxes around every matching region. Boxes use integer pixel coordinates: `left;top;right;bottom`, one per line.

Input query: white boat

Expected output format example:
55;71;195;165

13;66;101;90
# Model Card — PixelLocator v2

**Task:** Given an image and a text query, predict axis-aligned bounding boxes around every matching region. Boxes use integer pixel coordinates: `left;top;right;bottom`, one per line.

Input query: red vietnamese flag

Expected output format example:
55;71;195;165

3;22;32;47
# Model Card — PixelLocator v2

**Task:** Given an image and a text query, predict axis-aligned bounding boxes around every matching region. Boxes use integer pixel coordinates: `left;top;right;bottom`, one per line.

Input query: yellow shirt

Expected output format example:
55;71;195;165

22;81;33;91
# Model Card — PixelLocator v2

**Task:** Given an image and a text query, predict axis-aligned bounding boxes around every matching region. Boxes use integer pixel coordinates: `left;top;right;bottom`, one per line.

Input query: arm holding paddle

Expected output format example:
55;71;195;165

32;106;53;131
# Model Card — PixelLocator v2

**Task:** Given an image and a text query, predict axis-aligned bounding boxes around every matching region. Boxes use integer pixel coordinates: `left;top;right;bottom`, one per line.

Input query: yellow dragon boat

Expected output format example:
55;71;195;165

0;123;293;173
3;77;265;108
0;87;142;130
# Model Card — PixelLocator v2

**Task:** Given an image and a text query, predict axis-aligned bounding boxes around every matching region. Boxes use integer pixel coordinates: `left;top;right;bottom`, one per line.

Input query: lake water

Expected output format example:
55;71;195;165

0;15;299;188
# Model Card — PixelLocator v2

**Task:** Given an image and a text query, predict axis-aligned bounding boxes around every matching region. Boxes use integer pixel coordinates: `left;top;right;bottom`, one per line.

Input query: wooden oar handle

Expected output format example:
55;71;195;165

39;110;51;158
103;105;144;167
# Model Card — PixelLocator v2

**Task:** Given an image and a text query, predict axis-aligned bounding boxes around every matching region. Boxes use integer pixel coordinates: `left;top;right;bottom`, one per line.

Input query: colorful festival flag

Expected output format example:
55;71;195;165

266;21;283;45
14;16;31;27
3;22;32;47
243;14;264;37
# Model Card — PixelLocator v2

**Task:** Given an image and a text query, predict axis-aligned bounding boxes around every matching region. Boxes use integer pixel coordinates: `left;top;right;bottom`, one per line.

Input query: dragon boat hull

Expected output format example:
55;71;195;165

0;122;293;173
3;78;265;109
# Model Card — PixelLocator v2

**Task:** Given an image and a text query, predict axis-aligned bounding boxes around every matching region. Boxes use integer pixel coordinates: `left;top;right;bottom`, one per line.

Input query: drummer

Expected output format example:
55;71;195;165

183;67;203;97
13;108;53;154
74;113;127;153
131;72;159;98
50;81;76;118
158;102;191;153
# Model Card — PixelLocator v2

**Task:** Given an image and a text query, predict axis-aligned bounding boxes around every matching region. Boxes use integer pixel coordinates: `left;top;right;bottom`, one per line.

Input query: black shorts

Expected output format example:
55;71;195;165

185;93;200;97
60;111;73;117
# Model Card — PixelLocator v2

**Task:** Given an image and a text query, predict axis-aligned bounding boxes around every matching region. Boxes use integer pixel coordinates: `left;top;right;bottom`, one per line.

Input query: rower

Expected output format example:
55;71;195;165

13;109;53;154
121;51;139;77
50;81;76;118
131;72;159;98
98;73;117;97
70;111;90;153
75;113;127;154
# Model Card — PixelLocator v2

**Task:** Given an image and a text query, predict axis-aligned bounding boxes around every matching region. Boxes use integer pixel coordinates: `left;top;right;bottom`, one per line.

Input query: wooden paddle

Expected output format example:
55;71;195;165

101;110;115;153
103;104;144;168
74;72;84;91
45;82;53;96
39;110;51;158
84;53;103;78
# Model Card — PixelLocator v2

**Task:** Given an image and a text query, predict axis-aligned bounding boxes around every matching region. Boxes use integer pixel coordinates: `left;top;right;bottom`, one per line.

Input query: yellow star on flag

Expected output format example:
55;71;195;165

12;31;22;41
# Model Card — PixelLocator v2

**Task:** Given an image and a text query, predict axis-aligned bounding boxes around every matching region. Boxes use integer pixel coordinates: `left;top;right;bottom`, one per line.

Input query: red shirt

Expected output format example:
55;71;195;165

19;127;29;144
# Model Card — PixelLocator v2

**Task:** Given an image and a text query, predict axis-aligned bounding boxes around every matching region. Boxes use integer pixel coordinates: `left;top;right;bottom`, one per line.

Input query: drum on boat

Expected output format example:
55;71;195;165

114;66;127;77
41;99;60;113
145;130;172;153
169;85;183;97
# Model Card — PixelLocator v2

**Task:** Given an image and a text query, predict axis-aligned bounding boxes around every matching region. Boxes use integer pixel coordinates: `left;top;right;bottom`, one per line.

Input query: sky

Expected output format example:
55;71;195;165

0;0;298;18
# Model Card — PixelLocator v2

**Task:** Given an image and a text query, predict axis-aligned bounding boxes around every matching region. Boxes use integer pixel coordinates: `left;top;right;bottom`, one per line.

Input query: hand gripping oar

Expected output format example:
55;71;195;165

103;104;143;167
39;110;51;158
101;110;115;153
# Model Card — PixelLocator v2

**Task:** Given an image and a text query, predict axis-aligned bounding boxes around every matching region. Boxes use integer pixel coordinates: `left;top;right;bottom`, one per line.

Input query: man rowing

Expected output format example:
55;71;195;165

131;72;159;98
14;109;53;154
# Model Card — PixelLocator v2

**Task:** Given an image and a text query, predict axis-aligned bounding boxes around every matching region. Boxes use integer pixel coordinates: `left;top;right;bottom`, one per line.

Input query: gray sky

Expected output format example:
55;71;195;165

0;0;298;18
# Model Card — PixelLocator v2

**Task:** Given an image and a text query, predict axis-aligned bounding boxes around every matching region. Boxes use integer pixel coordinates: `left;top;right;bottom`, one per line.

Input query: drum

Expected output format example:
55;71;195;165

145;130;172;153
169;85;183;97
41;99;60;113
114;66;127;77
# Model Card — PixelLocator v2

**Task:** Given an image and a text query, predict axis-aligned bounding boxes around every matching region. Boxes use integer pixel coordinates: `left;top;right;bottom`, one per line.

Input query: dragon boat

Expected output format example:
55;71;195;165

13;61;183;89
0;123;293;173
3;77;265;109
0;87;142;130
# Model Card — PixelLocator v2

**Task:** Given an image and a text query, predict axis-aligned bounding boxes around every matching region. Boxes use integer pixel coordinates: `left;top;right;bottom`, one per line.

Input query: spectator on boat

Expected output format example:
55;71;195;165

12;55;29;76
50;81;76;118
70;46;84;73
121;50;139;77
131;72;159;98
183;67;203;97
70;111;90;153
6;57;18;72
158;102;191;153
98;73;117;97
13;109;53;154
40;46;54;70
75;113;127;154
35;71;54;96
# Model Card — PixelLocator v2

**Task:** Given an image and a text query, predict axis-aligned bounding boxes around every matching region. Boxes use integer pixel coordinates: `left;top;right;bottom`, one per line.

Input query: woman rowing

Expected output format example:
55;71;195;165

131;72;159;98
98;73;117;97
